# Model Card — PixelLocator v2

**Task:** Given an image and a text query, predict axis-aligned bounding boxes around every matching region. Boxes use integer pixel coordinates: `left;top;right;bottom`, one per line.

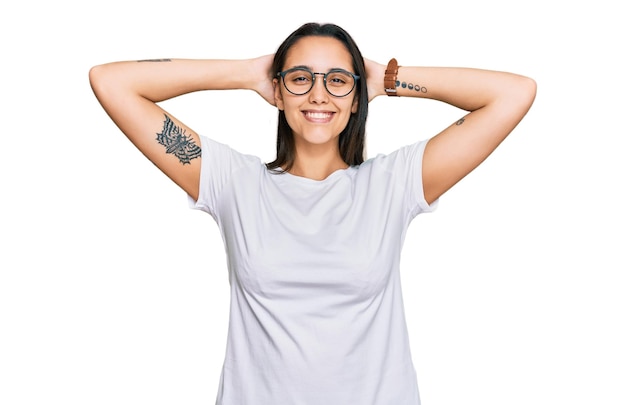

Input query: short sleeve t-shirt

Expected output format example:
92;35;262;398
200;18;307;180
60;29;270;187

190;135;436;405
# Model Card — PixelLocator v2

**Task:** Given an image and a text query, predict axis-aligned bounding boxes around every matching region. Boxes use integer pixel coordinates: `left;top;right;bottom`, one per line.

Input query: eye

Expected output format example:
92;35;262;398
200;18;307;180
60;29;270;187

285;69;312;86
329;76;347;84
326;71;353;87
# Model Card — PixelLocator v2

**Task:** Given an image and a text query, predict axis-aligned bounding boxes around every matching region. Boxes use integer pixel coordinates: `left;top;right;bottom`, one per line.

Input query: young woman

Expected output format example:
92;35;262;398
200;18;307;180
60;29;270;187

90;22;536;405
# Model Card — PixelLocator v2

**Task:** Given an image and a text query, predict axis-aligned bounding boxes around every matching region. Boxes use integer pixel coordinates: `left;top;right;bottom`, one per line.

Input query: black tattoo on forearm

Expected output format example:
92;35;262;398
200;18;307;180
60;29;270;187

137;58;172;62
456;117;465;125
396;80;427;93
156;115;201;164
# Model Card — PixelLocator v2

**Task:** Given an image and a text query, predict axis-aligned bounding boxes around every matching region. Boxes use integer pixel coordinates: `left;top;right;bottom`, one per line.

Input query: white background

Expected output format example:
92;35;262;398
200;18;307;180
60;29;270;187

1;1;624;404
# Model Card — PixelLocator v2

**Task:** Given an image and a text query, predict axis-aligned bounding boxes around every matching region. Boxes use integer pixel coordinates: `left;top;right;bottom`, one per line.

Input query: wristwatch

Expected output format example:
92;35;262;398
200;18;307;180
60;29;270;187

384;58;399;96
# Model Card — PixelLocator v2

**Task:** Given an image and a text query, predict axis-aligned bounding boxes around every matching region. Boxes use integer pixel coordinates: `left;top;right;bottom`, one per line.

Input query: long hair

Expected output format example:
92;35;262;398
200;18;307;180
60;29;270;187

266;22;369;172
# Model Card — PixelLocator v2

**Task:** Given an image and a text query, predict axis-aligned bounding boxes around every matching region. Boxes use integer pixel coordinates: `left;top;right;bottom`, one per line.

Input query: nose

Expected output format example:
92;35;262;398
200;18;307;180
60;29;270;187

308;73;329;103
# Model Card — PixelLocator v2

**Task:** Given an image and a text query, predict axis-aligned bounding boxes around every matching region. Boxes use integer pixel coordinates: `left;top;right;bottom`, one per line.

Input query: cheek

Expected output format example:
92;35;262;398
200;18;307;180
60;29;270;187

283;106;302;130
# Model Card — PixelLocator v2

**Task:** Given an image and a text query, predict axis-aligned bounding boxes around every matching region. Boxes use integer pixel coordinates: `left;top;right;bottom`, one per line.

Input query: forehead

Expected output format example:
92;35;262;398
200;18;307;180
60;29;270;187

284;36;353;71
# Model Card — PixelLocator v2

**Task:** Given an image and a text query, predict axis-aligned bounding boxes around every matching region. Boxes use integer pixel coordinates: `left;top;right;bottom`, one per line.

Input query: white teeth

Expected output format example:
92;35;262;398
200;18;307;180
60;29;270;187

306;112;332;119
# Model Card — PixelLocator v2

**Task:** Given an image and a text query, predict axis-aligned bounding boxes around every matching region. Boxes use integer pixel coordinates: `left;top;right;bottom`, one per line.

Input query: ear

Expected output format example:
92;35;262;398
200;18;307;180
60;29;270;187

273;78;284;111
351;96;358;114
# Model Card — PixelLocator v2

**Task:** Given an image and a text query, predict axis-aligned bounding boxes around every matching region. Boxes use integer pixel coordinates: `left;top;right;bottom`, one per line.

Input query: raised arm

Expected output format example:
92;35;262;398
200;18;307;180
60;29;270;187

88;56;275;200
366;59;537;205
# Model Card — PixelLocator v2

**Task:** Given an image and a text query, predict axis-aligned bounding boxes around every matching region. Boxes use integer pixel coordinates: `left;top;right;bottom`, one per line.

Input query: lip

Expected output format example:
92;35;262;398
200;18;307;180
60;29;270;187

302;110;335;123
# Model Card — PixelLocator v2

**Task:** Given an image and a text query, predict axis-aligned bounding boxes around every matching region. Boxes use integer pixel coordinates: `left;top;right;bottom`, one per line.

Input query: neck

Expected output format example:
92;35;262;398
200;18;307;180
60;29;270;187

287;146;348;181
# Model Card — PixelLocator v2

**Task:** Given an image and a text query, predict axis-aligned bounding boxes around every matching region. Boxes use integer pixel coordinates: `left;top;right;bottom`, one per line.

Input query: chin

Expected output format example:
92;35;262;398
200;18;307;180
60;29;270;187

300;133;339;146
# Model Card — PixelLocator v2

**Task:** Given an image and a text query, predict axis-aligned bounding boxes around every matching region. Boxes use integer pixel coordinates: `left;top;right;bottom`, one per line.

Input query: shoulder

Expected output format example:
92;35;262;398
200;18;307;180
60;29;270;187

361;139;430;172
199;135;262;171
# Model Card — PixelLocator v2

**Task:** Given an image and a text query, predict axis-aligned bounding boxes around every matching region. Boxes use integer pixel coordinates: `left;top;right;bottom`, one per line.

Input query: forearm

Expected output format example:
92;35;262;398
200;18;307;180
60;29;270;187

390;65;535;112
89;58;259;103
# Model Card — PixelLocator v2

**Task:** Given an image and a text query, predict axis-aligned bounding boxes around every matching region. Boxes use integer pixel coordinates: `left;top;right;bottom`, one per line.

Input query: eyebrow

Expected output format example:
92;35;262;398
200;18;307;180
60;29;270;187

286;64;353;73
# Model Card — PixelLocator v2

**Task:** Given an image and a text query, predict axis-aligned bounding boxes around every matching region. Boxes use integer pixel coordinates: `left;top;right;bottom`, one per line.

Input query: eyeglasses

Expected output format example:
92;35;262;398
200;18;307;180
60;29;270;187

276;67;360;98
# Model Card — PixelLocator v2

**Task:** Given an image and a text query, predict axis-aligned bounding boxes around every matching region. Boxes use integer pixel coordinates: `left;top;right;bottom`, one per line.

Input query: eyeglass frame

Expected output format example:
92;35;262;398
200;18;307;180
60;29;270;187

276;67;360;98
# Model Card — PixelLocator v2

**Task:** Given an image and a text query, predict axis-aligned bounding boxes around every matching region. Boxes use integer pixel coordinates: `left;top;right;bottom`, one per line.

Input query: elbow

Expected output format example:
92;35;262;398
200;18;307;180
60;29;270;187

518;75;537;110
89;63;124;101
88;64;104;98
498;74;537;115
88;64;109;97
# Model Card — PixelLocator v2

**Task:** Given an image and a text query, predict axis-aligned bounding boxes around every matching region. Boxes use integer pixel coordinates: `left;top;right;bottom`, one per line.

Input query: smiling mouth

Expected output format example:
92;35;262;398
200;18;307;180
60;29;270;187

303;111;334;122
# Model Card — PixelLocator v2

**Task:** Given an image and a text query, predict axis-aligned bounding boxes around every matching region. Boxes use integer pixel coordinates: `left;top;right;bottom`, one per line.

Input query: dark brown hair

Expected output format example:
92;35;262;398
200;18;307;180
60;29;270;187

266;22;369;172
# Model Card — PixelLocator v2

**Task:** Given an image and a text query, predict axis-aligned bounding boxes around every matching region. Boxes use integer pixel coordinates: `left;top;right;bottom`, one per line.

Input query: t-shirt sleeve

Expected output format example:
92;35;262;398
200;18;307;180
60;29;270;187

187;135;259;219
391;139;439;219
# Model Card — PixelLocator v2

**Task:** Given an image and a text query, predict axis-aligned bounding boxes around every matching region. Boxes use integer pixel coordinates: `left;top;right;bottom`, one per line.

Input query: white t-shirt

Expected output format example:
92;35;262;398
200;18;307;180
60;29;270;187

190;135;437;405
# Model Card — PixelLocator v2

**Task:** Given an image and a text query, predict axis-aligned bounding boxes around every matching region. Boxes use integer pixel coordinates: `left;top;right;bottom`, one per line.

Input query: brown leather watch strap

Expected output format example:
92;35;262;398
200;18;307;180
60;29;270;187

384;58;399;96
